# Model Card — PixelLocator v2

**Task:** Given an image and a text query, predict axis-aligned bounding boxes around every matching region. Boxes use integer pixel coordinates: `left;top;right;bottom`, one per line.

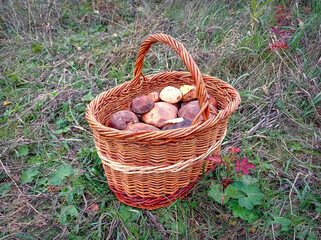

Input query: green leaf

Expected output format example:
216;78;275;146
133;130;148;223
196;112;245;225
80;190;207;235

49;176;63;186
56;119;67;129
208;184;229;204
224;185;238;199
75;103;87;113
171;221;185;233
29;156;43;164
254;7;264;19
242;175;258;185
55;127;70;134
313;92;321;105
59;214;67;224
21;166;39;184
189;201;197;208
251;0;257;11
61;205;78;219
271;214;291;232
258;0;273;8
59;189;74;203
0;182;12;194
238;185;264;210
262;162;273;171
17;145;29;157
49;165;73;186
240;91;262;100
229;200;258;223
57;165;73;176
276;98;284;110
51;91;58;96
81;92;94;102
118;205;141;222
32;45;42;54
232;181;244;190
55;129;63;134
297;230;309;239
307;231;317;240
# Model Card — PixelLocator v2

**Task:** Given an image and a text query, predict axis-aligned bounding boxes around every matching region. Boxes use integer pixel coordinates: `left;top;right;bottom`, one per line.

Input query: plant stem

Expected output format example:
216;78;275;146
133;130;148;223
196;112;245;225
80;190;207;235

226;164;230;181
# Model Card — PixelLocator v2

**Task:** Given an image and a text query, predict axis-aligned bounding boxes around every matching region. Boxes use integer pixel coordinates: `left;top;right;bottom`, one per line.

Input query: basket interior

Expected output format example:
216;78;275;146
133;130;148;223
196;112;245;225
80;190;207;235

94;72;233;127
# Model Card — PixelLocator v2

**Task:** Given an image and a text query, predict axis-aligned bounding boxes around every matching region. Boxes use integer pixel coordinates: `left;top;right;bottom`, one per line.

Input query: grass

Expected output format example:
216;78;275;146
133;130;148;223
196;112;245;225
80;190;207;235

0;0;320;239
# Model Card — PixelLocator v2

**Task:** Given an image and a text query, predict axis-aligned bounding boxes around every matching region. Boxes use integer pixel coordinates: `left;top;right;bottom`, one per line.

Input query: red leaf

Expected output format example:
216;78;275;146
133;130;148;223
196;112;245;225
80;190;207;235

235;160;241;172
86;204;99;212
242;166;250;175
268;39;289;52
240;158;248;165
244;162;255;169
235;158;255;175
207;155;222;163
228;147;241;154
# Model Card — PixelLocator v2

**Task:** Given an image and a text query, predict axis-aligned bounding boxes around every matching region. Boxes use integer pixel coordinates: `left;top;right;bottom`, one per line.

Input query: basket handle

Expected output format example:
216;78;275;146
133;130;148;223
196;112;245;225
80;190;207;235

132;33;210;124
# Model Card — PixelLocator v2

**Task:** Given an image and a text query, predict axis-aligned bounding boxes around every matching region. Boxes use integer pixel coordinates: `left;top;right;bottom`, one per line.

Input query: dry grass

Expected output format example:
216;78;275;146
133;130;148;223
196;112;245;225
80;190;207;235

0;0;320;239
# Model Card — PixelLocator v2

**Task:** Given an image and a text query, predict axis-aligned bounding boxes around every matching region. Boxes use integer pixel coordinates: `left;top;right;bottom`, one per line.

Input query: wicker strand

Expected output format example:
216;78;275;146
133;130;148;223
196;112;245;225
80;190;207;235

98;130;226;174
110;162;220;210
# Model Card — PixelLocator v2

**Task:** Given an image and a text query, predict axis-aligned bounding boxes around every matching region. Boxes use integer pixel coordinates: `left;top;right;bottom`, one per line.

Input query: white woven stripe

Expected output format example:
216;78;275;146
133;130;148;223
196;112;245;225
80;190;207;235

97;129;226;174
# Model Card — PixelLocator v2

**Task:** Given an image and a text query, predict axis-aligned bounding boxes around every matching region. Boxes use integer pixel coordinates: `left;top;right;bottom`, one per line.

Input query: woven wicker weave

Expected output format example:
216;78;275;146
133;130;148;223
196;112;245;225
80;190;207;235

86;33;241;209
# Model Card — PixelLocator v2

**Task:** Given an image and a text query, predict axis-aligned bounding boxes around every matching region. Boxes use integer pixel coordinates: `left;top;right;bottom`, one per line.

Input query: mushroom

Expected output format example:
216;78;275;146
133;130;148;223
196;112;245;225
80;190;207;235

178;100;218;122
180;85;197;101
147;91;161;102
209;94;218;108
142;102;178;128
171;102;181;110
131;95;154;114
126;122;160;132
162;119;192;130
108;110;139;130
159;86;183;104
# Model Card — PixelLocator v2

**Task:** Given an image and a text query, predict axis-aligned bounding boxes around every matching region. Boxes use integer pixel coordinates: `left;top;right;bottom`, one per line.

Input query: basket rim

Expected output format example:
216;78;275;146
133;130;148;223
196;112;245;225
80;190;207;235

85;71;241;141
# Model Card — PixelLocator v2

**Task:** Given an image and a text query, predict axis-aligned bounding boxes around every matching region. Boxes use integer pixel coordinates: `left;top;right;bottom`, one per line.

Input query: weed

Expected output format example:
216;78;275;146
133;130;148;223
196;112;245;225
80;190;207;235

208;148;263;223
268;5;295;52
249;0;274;34
0;0;320;239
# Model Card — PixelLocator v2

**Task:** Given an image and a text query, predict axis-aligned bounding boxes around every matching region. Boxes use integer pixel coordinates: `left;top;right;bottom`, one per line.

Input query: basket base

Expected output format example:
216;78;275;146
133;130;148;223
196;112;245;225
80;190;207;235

109;162;219;210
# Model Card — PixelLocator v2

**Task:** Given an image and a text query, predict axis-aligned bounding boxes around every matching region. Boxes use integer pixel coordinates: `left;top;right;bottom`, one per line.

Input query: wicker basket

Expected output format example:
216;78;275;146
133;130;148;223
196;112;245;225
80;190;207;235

85;34;241;210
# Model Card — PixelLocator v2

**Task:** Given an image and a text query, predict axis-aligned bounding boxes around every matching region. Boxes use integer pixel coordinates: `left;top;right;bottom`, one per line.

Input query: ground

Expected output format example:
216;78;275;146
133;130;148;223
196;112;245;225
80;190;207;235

0;0;320;239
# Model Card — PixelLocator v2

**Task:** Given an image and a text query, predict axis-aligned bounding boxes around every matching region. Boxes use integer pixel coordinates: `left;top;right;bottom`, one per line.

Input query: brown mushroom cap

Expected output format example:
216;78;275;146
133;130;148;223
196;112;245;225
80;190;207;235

209;94;218;108
142;102;178;128
171;102;181;110
108;110;139;130
181;85;197;102
126;122;160;132
147;91;161;102
178;100;218;122
131;95;155;114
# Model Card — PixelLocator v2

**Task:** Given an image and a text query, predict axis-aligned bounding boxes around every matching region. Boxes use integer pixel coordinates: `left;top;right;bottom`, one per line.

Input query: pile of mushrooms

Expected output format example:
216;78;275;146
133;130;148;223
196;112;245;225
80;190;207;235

107;85;218;132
